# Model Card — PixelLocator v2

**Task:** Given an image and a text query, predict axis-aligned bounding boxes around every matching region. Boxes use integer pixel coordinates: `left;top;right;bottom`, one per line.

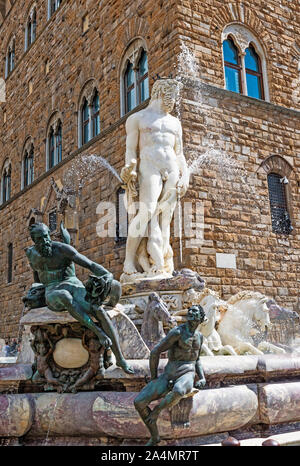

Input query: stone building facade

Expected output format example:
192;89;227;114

0;0;299;338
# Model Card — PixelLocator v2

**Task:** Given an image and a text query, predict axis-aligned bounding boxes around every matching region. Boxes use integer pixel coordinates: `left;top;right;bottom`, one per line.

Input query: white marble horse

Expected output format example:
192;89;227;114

196;289;237;356
217;291;286;355
174;288;237;356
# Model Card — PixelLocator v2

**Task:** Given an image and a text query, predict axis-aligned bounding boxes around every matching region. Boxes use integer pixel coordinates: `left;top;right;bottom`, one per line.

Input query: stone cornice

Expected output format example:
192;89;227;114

184;79;300;119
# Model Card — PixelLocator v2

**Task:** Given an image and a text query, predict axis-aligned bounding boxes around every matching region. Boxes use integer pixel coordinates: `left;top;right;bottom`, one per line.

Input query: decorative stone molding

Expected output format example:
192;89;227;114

46;110;63;135
26;207;43;226
22;137;34;155
115;16;149;57
210;2;275;100
211;2;273;50
5;35;15;78
78;79;97;107
24;3;37;50
258;155;294;178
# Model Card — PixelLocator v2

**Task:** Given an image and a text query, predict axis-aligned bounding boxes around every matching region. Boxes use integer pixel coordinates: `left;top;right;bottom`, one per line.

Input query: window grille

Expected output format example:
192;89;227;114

49;210;57;233
267;173;292;235
116;187;128;243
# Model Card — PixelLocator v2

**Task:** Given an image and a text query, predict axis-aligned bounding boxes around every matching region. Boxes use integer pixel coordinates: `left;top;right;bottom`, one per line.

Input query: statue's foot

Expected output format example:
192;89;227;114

123;262;138;275
145;436;161;446
149;265;165;275
117;359;135;375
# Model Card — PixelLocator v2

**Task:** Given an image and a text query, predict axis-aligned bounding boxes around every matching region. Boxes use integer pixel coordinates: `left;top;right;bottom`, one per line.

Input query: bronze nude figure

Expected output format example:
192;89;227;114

134;305;207;445
25;222;134;375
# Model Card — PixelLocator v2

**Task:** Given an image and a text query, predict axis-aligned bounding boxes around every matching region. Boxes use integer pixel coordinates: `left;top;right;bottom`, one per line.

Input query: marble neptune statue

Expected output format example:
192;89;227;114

120;78;190;283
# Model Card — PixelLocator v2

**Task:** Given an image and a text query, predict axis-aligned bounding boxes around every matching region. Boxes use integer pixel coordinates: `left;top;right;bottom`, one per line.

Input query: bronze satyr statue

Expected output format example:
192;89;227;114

134;305;207;446
25;222;134;375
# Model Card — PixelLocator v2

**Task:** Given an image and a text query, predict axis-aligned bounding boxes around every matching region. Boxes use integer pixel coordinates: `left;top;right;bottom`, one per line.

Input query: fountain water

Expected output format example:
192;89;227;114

63;153;122;195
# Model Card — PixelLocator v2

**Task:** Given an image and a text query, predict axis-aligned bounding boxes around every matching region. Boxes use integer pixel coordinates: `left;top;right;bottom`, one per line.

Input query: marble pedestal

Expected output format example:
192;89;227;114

17;303;149;393
120;272;205;328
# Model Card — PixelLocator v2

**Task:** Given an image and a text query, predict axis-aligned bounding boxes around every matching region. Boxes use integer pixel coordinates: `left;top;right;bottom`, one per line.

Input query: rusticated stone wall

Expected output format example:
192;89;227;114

0;0;299;338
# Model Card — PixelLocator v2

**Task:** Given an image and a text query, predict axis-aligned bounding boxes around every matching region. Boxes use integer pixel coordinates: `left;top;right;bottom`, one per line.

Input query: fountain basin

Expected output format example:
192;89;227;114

0;356;299;445
0;381;299;444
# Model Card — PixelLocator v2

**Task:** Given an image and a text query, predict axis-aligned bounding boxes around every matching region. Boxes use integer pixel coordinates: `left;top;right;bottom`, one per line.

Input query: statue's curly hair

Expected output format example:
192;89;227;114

188;304;206;322
29;222;50;240
150;78;182;100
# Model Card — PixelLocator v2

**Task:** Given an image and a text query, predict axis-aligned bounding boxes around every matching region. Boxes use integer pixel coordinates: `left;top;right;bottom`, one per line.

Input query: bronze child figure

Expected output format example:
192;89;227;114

31;327;64;392
69;330;105;393
134;305;207;446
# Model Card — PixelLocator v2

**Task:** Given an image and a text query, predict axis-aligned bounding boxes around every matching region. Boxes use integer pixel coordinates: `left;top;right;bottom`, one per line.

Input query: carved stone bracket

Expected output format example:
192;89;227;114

30;322;111;393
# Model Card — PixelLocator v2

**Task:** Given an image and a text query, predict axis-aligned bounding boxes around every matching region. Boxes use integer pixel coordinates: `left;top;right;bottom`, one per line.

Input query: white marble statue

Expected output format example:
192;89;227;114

120;78;190;283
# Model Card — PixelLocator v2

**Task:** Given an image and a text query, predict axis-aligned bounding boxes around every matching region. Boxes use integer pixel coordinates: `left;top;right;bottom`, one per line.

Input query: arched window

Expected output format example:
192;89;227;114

25;8;37;51
92;92;100;138
23;145;34;187
82;98;90;145
267;173;292;235
78;84;101;147
1;160;11;203
5;38;15;78
49;127;55;168
48;0;63;19
222;37;242;94
124;62;135;114
120;40;149;116
137;50;149;103
245;45;264;100
222;24;269;101
56;121;62;164
47;118;63;170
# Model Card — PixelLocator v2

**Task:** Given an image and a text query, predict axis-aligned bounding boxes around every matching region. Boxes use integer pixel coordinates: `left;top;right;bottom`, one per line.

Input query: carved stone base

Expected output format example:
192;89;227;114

17;304;150;393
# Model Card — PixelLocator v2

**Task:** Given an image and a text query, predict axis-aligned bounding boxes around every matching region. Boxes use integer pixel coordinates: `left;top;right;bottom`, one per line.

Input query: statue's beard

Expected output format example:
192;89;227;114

37;243;53;257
